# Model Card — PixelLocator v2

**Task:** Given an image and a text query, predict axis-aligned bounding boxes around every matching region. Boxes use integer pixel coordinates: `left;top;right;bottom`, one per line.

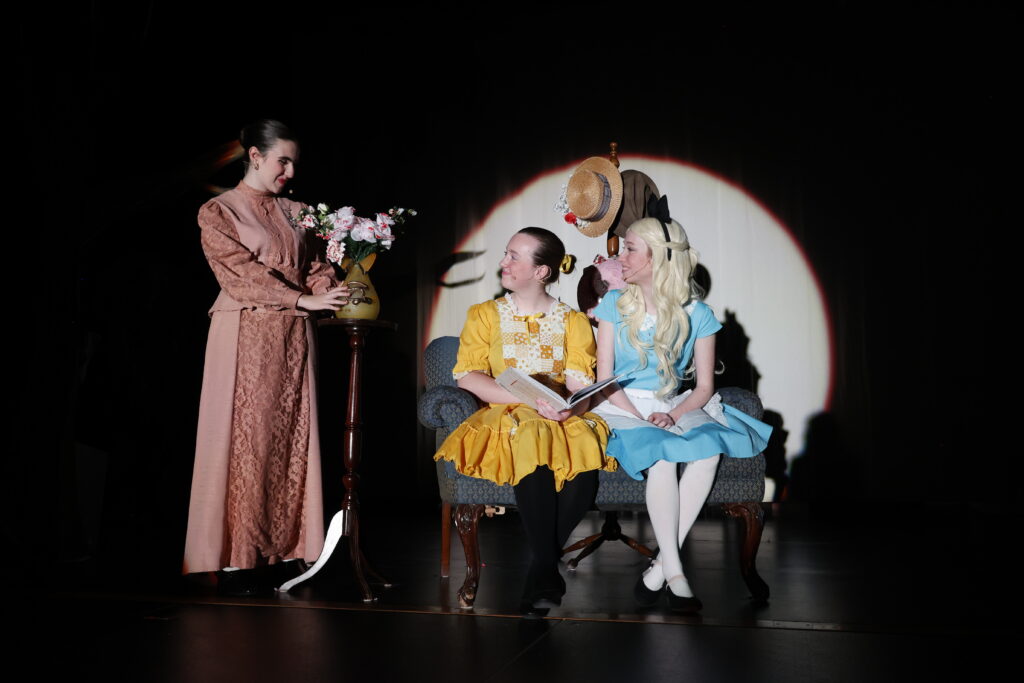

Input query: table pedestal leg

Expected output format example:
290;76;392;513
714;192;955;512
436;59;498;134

277;321;392;600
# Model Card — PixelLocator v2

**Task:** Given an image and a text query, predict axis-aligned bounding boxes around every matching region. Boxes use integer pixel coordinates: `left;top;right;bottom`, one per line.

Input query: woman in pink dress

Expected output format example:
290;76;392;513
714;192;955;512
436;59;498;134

183;120;349;594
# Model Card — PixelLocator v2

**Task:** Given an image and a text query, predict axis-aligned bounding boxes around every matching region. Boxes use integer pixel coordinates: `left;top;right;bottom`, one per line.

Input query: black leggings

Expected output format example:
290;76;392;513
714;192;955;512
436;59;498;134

513;466;598;588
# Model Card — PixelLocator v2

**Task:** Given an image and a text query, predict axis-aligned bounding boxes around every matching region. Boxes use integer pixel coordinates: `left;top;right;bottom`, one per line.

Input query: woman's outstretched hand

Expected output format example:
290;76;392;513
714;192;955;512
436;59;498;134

647;412;676;429
536;399;573;422
298;285;351;311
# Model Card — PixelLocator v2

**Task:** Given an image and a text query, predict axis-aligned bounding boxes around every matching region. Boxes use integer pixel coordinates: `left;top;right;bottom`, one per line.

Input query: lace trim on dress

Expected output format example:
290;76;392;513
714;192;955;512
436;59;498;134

503;293;560;317
564;368;594;387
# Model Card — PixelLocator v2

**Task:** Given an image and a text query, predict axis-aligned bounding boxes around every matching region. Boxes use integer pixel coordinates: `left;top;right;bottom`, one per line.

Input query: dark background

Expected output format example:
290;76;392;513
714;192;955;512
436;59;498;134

14;5;1014;577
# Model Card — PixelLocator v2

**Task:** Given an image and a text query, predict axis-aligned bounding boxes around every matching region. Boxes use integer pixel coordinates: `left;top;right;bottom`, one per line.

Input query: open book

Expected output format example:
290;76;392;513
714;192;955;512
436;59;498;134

495;368;621;412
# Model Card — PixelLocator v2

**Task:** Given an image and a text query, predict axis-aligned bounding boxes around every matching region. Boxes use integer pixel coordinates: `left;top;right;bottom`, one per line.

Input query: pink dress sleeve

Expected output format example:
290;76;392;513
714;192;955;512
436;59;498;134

304;258;338;295
199;202;303;310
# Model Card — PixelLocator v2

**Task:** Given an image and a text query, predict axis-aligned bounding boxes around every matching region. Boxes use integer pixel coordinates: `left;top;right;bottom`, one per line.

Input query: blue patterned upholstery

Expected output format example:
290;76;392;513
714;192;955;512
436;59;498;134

424;337;461;389
419;385;480;437
707;387;766;504
419;336;766;508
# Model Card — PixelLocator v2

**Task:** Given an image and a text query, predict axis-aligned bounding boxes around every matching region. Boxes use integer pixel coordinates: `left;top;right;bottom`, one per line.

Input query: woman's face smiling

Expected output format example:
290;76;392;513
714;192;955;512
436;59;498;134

249;138;299;194
499;232;545;292
620;229;653;286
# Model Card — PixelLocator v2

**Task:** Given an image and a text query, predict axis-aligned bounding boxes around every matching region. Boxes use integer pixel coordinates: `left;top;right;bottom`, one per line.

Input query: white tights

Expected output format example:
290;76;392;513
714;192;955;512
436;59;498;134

642;455;720;597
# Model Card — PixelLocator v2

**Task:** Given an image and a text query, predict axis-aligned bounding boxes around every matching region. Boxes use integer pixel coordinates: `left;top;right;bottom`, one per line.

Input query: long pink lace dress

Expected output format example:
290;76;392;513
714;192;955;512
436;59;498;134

183;181;337;573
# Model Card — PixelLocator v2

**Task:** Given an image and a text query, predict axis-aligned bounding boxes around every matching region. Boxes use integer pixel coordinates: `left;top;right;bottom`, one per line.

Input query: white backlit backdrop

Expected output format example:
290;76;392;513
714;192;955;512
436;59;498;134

425;155;832;460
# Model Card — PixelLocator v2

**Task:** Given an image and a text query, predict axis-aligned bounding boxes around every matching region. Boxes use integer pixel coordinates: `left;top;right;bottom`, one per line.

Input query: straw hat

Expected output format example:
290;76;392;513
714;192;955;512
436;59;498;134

565;157;624;238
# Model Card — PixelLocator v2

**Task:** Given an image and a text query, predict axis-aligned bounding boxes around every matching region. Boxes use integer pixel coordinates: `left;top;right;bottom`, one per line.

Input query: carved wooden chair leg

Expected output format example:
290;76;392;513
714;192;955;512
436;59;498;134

562;532;604;556
566;534;606;569
440;501;452;578
563;512;656;569
723;501;769;602
453;503;485;609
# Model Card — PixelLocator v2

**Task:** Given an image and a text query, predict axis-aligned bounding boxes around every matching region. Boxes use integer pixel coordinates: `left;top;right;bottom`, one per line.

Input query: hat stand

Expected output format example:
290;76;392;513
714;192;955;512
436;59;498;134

606;142;620;257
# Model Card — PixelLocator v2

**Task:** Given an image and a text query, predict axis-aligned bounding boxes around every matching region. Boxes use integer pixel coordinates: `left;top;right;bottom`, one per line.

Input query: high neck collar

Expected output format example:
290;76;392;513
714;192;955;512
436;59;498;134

505;292;558;317
237;180;276;198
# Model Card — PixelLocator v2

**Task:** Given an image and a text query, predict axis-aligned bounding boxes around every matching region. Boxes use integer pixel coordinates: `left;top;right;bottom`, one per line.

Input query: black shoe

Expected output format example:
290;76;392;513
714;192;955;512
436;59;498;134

519;601;551;619
523;562;565;610
634;574;663;608
216;569;261;597
667;590;703;613
531;589;563;609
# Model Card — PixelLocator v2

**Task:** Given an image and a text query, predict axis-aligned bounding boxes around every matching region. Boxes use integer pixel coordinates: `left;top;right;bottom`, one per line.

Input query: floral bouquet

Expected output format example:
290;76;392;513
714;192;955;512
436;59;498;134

295;204;416;269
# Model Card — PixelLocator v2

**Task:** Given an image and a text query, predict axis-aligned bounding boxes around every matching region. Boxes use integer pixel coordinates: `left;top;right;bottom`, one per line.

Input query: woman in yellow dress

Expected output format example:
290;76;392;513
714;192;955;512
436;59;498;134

434;227;616;613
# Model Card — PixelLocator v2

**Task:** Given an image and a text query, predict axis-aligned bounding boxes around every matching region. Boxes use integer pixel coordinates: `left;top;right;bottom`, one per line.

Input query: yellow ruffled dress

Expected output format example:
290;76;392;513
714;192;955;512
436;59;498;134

434;295;616;491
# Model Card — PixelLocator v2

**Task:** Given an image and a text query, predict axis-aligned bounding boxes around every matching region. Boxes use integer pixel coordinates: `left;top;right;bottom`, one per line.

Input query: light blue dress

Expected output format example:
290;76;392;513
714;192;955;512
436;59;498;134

592;290;772;480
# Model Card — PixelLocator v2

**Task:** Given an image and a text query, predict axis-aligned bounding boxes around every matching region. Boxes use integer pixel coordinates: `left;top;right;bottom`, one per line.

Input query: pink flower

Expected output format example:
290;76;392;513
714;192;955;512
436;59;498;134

326;240;346;264
300;215;319;230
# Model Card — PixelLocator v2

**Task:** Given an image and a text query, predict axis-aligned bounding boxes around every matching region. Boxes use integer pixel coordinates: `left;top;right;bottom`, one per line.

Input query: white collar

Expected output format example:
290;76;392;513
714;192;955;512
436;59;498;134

504;293;560;317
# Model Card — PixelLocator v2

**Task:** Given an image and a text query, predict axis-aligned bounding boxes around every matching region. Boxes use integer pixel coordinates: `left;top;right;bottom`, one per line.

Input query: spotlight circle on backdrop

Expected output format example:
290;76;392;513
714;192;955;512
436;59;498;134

427;155;832;461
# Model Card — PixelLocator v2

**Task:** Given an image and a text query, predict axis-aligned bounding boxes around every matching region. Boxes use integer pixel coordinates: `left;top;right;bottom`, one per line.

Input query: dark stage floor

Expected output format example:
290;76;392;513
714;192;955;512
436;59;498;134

37;504;1016;682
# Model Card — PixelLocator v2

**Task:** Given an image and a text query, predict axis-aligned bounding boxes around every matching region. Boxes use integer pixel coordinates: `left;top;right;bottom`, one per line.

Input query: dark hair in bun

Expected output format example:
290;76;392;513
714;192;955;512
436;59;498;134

240;119;295;166
517;226;575;284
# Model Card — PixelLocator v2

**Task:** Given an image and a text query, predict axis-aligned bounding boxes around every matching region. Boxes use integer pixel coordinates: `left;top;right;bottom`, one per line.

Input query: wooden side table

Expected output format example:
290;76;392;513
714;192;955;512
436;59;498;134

279;318;396;601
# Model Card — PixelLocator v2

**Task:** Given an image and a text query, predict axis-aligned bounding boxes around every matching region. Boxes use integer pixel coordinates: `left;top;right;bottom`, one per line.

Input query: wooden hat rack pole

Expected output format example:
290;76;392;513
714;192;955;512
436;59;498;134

606;142;620;257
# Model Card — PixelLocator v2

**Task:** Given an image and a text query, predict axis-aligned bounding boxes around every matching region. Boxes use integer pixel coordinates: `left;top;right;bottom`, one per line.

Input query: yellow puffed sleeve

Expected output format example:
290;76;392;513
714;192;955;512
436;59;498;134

563;309;597;386
452;302;494;380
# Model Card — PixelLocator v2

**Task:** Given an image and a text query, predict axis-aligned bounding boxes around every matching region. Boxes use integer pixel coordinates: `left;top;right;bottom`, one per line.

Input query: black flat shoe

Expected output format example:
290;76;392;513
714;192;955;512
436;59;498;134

519;601;551;619
216;569;262;597
523;562;565;610
667;591;703;613
634;574;663;607
531;589;562;609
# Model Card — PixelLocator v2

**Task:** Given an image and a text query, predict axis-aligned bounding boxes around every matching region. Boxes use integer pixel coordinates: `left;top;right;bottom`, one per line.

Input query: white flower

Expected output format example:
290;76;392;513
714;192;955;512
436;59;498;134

373;213;395;245
375;212;395;232
329;209;355;231
299;215;318;230
317;203;329;213
351;217;377;243
329;227;350;241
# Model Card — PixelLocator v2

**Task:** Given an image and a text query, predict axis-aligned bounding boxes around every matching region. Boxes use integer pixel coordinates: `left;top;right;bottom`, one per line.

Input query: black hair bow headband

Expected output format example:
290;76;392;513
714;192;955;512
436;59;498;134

646;194;674;260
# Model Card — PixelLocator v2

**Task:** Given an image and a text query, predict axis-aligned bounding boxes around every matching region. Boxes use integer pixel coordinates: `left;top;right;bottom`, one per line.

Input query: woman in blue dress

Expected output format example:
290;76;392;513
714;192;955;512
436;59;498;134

591;200;771;612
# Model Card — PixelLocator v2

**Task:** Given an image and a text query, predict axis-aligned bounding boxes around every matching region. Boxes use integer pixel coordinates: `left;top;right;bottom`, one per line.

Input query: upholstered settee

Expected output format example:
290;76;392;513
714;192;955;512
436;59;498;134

418;336;769;608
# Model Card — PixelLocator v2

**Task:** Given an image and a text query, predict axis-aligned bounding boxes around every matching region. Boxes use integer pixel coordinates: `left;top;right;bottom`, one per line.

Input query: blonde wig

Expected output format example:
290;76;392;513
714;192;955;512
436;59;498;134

616;217;704;399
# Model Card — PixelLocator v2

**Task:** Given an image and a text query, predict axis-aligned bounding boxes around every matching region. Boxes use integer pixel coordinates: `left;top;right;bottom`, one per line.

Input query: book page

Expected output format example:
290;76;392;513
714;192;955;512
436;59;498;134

495;369;622;411
495;368;570;410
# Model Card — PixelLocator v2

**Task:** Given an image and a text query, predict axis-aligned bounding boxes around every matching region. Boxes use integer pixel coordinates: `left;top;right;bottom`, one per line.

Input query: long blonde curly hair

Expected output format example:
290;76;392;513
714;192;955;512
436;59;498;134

616;217;703;399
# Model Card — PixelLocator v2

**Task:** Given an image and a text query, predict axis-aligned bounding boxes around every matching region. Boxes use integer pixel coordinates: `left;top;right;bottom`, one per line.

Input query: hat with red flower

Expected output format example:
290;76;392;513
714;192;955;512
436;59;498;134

563;156;624;238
